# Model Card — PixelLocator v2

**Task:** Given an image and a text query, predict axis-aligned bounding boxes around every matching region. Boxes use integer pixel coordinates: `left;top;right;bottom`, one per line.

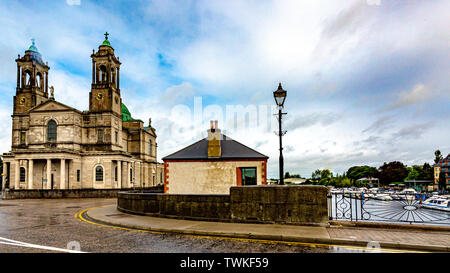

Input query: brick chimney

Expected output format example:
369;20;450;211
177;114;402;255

207;120;221;158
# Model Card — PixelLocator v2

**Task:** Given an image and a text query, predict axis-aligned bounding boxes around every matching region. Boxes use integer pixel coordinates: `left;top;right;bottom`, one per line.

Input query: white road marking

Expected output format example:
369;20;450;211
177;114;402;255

0;236;85;253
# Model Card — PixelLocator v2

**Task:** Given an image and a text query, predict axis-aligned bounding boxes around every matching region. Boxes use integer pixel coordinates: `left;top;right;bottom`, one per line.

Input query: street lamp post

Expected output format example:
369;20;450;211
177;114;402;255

273;83;287;185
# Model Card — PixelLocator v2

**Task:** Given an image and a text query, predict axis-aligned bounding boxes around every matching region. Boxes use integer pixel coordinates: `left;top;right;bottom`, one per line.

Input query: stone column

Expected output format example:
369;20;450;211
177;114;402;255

60;159;65;189
117;160;122;189
92;60;95;83
17;64;20;88
137;161;141;188
131;161;135;188
122;161;128;188
45;72;48;95
46;159;51;190
14;160;20;189
28;159;33;189
2;161;7;190
117;67;120;89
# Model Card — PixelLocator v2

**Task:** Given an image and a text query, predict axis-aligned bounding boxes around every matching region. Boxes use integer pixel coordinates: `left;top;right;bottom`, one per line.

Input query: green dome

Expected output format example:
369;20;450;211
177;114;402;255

26;39;39;53
101;39;111;47
121;103;133;121
101;32;112;48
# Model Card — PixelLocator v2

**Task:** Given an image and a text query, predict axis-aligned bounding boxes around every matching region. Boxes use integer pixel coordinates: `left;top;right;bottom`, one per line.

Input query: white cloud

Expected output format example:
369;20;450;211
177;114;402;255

384;83;433;111
0;0;449;179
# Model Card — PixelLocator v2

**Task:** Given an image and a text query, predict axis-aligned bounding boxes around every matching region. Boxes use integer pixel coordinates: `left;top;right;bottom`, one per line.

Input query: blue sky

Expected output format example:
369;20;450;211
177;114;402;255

0;0;449;178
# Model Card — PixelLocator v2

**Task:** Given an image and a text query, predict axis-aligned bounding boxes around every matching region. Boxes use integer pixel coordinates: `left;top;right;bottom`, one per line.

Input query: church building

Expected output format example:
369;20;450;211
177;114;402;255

1;34;164;190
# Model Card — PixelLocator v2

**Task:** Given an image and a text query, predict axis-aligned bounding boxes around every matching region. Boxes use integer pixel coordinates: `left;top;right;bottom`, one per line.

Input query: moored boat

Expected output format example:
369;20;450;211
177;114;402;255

420;196;450;212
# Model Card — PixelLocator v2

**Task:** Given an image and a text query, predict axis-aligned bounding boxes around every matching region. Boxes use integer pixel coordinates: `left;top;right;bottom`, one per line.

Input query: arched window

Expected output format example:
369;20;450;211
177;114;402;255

47;120;57;142
149;140;152;155
95;166;104;182
25;70;32;87
20;167;26;182
111;68;115;83
99;65;107;83
36;72;42;88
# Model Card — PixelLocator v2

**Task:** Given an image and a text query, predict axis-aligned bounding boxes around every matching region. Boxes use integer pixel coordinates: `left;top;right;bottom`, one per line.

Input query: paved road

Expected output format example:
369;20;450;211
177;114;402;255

0;198;345;253
0;198;426;253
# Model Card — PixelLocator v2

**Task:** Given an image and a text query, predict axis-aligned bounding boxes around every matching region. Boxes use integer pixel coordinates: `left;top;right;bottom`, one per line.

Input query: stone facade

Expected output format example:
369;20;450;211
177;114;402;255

1;36;164;191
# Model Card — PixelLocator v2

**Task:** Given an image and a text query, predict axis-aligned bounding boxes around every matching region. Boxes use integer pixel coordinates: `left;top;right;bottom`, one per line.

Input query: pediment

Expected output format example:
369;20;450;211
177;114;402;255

28;100;80;113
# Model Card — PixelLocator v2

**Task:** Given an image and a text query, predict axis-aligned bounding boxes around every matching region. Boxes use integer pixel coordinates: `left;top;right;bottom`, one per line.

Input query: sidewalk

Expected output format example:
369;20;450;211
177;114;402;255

86;205;450;252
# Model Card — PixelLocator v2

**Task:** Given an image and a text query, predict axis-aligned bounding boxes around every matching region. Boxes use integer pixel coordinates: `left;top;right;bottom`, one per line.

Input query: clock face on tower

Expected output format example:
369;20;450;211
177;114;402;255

19;97;26;104
96;93;104;101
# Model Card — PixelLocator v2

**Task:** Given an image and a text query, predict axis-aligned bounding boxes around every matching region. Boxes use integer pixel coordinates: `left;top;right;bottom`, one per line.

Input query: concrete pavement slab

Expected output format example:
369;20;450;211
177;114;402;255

87;205;331;241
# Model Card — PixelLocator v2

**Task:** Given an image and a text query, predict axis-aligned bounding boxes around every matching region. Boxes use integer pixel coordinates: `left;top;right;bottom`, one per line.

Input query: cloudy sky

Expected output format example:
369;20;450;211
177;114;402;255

0;0;449;178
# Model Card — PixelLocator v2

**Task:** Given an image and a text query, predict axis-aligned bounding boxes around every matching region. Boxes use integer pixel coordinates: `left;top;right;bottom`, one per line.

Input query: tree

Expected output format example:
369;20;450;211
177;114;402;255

311;170;322;181
378;161;408;185
342;177;352;187
420;163;434;180
438;171;447;191
311;169;332;184
434;150;443;164
347;166;379;180
285;172;301;179
405;166;421;181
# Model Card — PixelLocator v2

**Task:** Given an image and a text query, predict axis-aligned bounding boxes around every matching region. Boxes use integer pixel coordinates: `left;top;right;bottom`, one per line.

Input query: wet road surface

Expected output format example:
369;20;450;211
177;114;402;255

0;198;396;253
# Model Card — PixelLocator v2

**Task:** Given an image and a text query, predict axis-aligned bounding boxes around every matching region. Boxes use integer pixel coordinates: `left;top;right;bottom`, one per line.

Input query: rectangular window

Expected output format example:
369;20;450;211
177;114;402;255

20;132;26;145
77;170;80;182
97;129;103;143
20;167;26;182
240;167;257;186
115;131;118;143
149;140;152;155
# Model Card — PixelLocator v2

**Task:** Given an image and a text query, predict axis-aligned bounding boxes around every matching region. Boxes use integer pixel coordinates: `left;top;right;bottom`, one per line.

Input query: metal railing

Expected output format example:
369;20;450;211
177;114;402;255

328;192;450;225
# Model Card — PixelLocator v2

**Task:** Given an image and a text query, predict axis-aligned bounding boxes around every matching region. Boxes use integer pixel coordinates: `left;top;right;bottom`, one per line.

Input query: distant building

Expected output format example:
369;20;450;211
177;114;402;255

357;177;379;187
162;121;268;194
267;179;278;185
284;178;307;185
433;154;450;186
404;180;434;192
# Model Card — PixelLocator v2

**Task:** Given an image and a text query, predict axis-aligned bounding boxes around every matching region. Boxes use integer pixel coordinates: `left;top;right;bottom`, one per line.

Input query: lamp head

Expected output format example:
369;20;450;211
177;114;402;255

273;82;287;107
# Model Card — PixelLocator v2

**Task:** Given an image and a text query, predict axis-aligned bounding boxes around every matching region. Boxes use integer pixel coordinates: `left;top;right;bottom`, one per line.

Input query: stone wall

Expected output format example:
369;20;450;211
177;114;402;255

117;185;328;225
230;185;329;224
2;186;163;199
118;192;230;221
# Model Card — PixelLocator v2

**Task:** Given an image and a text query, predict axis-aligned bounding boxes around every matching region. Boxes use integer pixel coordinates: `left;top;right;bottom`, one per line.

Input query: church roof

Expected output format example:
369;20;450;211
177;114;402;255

162;134;268;161
102;38;111;47
26;39;39;53
121;102;143;122
101;32;112;48
121;103;133;121
23;39;46;66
